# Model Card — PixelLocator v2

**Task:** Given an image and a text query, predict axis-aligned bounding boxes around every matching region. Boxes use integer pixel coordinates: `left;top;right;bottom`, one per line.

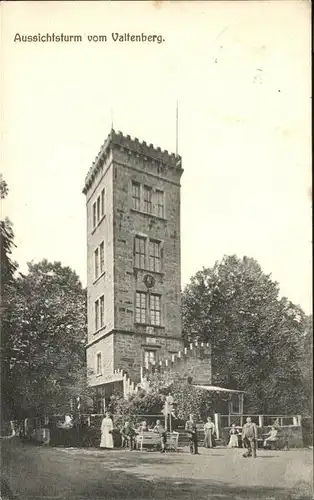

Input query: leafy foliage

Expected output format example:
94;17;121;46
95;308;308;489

108;372;216;427
182;255;311;416
147;371;220;421
0;175;17;285
4;259;88;418
0;176;19;422
108;390;165;428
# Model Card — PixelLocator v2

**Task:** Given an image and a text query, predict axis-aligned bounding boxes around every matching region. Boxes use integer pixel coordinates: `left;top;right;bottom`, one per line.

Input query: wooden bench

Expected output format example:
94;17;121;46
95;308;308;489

136;431;179;452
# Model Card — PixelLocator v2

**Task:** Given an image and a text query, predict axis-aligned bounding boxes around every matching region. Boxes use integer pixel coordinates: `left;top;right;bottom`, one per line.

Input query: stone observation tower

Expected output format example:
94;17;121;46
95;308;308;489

83;130;212;411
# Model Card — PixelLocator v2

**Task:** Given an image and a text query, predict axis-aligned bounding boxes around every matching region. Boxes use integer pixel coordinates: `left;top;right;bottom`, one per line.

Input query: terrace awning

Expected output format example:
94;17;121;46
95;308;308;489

193;385;245;394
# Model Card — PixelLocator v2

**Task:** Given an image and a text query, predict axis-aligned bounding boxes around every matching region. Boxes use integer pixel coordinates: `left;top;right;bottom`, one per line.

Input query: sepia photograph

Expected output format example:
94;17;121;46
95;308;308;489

0;1;312;499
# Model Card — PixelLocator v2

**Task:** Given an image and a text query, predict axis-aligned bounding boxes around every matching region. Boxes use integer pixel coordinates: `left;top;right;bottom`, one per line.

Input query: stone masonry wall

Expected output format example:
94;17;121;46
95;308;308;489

114;332;183;384
86;335;114;387
144;342;213;386
85;156;115;344
84;130;190;388
112;147;182;340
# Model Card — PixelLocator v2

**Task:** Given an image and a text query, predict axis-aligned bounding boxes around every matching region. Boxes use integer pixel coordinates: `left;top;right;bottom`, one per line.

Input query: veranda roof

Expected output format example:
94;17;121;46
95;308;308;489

193;385;245;394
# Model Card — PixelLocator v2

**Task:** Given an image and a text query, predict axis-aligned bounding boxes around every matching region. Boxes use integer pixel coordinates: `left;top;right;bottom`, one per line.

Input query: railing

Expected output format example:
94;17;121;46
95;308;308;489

219;414;302;428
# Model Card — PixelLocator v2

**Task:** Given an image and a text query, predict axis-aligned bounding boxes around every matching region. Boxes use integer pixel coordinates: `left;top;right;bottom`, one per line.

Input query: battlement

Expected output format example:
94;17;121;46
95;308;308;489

105;340;212;399
140;340;212;389
113;368;140;398
83;129;182;194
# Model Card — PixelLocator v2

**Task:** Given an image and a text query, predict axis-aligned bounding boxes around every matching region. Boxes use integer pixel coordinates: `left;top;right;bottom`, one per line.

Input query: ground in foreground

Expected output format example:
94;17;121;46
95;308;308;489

1;439;312;500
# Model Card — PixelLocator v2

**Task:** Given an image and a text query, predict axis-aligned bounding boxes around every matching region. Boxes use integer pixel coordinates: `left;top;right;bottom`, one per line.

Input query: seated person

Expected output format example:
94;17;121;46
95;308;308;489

137;420;148;433
121;421;137;450
263;426;278;448
153;419;167;453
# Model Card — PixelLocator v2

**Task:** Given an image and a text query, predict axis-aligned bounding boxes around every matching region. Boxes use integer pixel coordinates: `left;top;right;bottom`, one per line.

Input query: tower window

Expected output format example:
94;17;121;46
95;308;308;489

134;236;146;269
155;190;164;218
94;248;99;280
95;300;99;330
134;236;162;272
96;196;101;223
144;350;156;369
149;240;161;272
150;294;161;326
99;295;105;328
135;291;147;324
132;182;140;211
100;242;105;274
95;295;105;331
101;188;105;217
92;189;106;232
93;202;97;229
131;182;165;218
143;186;152;214
135;291;162;326
96;352;102;375
94;242;105;280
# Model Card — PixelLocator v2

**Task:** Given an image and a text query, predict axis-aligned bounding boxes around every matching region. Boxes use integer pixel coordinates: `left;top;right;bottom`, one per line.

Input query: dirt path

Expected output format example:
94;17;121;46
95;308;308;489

1;439;312;499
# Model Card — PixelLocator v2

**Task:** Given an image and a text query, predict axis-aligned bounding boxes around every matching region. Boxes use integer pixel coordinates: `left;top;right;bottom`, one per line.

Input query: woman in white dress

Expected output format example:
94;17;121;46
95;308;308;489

100;412;114;449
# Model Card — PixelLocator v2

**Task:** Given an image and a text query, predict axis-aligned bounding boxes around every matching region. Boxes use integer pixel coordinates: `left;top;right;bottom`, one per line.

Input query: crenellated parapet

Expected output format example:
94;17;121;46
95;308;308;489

113;368;140;398
140;340;212;388
83;129;182;194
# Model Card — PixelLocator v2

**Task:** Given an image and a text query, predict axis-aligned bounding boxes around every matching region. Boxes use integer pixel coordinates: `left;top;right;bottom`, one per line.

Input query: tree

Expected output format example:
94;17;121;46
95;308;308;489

108;374;214;427
108;390;165;428
6;260;88;418
0;175;18;423
147;371;215;421
182;255;310;415
299;315;313;416
0;174;17;285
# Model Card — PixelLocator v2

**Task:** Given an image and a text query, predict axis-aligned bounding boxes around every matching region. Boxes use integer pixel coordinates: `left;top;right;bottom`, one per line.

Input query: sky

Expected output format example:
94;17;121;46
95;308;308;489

1;1;312;313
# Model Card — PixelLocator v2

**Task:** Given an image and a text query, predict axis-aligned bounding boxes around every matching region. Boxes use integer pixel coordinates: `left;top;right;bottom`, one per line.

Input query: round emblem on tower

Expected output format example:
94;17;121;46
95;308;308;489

143;274;155;289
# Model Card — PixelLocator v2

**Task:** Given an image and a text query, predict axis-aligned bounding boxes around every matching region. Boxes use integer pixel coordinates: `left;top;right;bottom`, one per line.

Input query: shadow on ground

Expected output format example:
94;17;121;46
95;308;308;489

1;439;312;500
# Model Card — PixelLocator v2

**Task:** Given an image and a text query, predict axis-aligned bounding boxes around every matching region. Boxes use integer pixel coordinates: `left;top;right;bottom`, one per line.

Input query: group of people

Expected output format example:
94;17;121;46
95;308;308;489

100;412;218;454
120;419;168;452
185;415;280;458
228;418;279;458
99;412;167;452
184;414;216;454
100;412;280;457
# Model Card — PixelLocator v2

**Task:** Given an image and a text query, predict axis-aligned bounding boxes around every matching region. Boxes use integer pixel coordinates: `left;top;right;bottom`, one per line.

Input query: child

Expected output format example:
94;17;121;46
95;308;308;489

228;423;239;448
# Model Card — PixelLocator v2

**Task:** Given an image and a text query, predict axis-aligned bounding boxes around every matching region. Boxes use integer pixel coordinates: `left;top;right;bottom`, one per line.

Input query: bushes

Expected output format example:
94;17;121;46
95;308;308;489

108;390;165;428
108;373;216;427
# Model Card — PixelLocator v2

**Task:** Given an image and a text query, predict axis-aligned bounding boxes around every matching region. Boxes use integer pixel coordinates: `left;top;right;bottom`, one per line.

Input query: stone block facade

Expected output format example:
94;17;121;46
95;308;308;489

83;130;212;398
142;341;212;386
111;145;182;339
114;331;183;384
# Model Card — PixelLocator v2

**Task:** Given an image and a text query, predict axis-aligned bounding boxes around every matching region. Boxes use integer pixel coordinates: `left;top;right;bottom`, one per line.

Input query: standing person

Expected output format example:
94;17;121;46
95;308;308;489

100;412;114;449
204;417;216;448
242;417;258;458
121;421;136;450
185;414;199;455
153;419;167;453
228;423;239;448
